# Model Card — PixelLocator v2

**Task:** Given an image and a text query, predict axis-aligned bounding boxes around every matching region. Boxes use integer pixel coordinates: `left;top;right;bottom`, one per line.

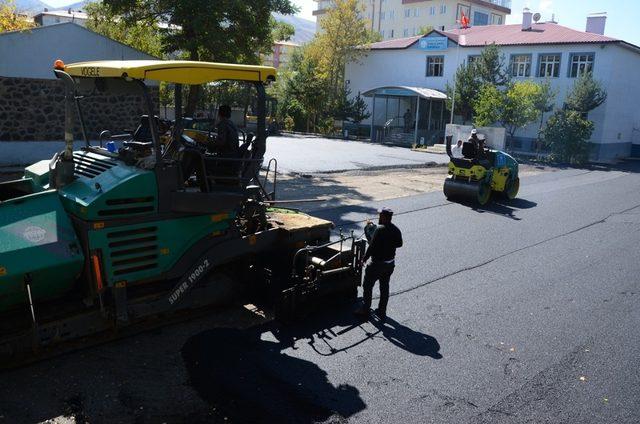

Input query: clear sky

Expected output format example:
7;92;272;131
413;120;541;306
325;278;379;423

46;0;639;46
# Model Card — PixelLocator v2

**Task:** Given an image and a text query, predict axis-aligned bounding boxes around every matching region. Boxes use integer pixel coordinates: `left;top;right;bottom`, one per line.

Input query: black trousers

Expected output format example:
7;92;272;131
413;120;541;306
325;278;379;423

362;261;395;315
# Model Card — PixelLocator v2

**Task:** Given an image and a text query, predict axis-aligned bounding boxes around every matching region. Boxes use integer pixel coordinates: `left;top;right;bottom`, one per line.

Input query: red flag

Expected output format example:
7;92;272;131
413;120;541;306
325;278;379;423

460;10;470;29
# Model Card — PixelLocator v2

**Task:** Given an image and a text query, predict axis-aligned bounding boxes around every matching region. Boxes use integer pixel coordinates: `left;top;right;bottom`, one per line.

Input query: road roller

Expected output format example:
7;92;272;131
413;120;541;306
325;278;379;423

443;136;520;205
0;60;365;366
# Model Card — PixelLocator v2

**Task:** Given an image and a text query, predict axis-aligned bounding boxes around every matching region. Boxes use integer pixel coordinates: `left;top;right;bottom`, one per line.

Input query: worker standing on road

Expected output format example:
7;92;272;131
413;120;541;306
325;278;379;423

355;207;403;322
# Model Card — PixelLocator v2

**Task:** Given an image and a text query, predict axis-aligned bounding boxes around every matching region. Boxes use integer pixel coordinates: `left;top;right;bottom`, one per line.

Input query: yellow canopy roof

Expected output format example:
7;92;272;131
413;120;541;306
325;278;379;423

62;60;276;84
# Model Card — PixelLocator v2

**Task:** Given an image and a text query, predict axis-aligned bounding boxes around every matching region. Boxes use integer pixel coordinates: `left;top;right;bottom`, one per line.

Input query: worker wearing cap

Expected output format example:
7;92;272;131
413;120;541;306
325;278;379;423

356;207;403;321
467;129;480;159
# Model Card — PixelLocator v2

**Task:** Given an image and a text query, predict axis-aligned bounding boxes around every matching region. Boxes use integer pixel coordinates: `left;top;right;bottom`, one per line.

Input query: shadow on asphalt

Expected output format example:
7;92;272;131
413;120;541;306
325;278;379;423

470;197;538;221
181;306;441;423
374;316;443;359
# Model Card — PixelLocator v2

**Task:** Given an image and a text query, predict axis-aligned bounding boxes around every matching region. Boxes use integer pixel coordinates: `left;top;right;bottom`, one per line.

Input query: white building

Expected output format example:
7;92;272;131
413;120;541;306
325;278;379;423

345;12;640;161
33;9;88;27
314;0;511;39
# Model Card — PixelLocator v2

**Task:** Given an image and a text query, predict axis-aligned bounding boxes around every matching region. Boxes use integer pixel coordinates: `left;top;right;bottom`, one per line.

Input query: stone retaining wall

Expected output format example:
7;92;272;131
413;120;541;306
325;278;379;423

0;76;158;141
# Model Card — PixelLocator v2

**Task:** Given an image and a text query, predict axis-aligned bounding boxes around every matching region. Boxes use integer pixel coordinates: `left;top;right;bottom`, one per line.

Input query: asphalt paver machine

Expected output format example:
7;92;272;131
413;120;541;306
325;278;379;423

0;60;365;366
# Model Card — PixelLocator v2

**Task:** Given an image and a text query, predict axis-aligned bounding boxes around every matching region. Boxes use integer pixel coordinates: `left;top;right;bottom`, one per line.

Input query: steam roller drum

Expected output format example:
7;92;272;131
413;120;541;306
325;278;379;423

504;177;520;200
443;179;491;205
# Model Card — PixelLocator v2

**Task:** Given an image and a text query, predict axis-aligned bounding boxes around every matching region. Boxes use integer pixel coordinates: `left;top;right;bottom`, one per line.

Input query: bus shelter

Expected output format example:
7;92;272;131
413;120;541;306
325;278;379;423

362;86;448;146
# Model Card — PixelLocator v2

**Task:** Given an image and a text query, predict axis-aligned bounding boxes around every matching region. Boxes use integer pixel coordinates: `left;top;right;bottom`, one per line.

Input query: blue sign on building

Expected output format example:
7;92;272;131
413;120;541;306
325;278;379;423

418;37;449;51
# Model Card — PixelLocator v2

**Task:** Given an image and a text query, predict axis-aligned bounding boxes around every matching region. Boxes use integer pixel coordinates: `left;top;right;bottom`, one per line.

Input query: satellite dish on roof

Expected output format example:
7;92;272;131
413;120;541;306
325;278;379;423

533;13;542;23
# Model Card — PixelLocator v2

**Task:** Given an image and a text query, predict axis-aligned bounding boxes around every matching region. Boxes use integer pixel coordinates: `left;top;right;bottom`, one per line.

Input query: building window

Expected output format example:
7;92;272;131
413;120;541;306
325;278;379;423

389;10;395;19
510;54;532;77
380;11;385;20
380;30;385;38
491;13;503;24
468;55;480;64
403;28;409;37
404;8;410;18
414;8;420;17
538;54;561;78
426;56;445;77
440;4;447;14
457;5;470;20
569;53;594;77
474;11;489;26
390;29;394;37
429;6;436;15
412;27;416;36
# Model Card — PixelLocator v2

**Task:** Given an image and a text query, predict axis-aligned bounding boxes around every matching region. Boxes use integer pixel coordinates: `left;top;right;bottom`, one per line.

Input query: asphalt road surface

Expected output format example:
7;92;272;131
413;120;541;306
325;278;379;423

265;135;447;174
1;164;640;423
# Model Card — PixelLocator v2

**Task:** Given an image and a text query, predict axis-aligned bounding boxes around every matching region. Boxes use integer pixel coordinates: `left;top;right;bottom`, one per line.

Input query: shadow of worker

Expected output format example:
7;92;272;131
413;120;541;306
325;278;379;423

182;326;365;424
374;316;443;359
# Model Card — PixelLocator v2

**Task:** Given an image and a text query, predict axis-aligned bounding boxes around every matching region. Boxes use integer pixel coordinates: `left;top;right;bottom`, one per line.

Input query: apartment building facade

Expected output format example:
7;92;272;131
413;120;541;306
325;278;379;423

313;0;511;38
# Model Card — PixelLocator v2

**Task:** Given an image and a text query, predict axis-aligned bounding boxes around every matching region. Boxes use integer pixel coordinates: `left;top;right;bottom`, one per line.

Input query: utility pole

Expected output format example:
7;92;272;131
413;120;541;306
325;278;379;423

450;39;460;124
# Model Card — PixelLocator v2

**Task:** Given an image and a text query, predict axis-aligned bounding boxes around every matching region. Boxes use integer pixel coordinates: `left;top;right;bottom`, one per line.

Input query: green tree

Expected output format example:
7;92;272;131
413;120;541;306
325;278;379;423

271;19;295;42
308;0;380;108
474;81;543;146
335;88;370;124
475;43;509;87
532;80;556;154
278;48;330;132
86;2;163;58
100;0;297;114
346;91;371;125
446;61;481;124
418;25;434;35
502;81;543;139
543;110;594;164
0;0;34;32
473;84;504;127
565;72;607;114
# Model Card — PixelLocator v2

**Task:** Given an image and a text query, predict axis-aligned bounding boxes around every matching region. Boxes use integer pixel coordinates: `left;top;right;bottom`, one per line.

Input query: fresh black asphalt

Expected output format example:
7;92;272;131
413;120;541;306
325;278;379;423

1;164;639;423
183;164;640;423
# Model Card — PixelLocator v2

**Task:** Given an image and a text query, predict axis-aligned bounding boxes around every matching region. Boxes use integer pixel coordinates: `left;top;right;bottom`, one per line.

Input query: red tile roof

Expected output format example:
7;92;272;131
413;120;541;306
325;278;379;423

367;23;626;50
446;23;619;47
366;34;424;50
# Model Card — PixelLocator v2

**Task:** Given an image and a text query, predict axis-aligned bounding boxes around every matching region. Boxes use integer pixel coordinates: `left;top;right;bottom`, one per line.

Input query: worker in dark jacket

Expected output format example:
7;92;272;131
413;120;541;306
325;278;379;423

355;207;403;322
210;105;239;157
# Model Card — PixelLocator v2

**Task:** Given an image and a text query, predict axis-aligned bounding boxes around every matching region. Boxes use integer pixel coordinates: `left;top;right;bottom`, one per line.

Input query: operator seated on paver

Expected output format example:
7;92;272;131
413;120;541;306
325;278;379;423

204;105;241;185
355;207;403;322
208;104;240;157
